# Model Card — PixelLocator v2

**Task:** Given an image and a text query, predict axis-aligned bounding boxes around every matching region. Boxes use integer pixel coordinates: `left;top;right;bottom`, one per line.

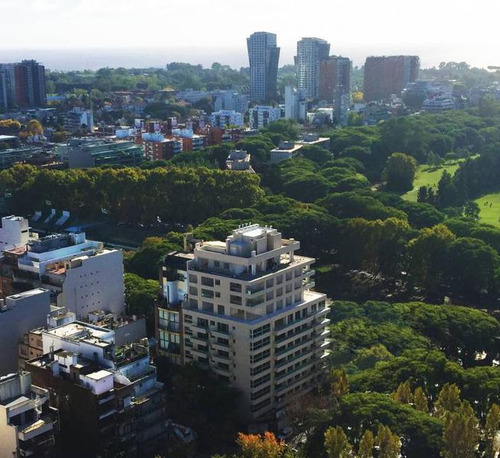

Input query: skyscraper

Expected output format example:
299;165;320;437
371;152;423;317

247;32;280;103
14;60;47;107
296;37;330;99
319;56;351;125
364;55;420;102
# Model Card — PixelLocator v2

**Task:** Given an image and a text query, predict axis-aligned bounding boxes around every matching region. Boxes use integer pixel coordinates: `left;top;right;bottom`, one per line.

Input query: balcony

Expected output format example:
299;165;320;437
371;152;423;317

275;361;312;384
275;351;310;369
18;420;54;442
275;325;312;344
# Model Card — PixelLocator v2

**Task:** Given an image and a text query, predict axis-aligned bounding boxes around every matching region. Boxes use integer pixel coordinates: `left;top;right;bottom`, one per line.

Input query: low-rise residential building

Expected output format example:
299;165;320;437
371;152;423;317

57;138;144;168
211;110;244;128
0;371;58;458
142;133;183;161
226;149;254;172
64;107;94;134
248;106;283;130
270;141;303;163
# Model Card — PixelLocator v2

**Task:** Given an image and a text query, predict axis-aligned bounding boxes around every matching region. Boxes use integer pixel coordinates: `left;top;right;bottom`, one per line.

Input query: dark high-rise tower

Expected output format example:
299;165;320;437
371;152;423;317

364;55;419;102
296;37;330;99
247;32;280;102
14;60;47;107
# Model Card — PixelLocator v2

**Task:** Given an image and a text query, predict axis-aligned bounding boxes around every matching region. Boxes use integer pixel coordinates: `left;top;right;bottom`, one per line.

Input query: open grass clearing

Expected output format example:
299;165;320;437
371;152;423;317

474;193;500;228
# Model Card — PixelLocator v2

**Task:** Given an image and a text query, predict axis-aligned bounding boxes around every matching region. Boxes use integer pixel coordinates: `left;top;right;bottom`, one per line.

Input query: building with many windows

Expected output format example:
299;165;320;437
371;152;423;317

0;60;47;109
248;106;282;130
247;32;280;102
296;38;330;99
318;56;351;125
27;321;171;458
364;55;420;102
57;138;144;168
159;225;330;423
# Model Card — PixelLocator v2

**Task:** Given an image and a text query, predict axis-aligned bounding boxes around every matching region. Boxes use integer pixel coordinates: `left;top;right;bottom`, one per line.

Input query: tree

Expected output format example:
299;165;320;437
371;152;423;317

462;201;480;220
331;368;349;399
383;152;417;192
324;426;352;458
441;401;478;458
25;119;43;136
414;387;429;413
434;383;462;417
485;404;500;458
235;432;287;458
407;224;455;297
358;430;374;458
391;380;413;405
375;425;401;458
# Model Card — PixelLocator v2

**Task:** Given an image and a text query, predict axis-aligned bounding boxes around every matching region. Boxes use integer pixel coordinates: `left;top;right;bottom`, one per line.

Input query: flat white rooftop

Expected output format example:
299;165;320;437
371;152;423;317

86;370;113;381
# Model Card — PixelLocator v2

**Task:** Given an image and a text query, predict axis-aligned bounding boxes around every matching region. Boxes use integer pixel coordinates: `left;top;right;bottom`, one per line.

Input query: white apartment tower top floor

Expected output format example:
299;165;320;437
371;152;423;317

182;224;330;422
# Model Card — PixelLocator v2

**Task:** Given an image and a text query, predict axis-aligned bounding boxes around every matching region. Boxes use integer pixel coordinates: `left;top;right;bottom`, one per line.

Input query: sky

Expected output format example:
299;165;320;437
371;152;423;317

0;0;498;71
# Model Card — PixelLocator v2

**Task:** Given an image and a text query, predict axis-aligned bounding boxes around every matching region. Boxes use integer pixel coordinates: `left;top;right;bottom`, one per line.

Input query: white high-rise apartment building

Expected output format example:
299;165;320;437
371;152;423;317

181;224;330;422
296;37;330;99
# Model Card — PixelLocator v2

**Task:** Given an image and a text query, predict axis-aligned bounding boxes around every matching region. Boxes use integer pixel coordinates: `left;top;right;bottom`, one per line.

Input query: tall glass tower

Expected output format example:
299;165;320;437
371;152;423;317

247;32;280;103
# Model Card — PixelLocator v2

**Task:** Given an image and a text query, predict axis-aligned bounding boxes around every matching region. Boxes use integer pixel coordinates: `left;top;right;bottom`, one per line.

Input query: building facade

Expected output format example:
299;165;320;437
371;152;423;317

248;106;282;130
0;288;51;375
161;225;330;423
0;60;47;109
14;232;125;319
27;321;170;458
296;38;330;99
247;32;280;102
0;371;58;458
364;55;420;102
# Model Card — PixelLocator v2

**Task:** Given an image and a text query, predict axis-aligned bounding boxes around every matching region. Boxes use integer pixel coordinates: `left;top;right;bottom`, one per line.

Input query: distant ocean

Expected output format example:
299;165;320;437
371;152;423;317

0;44;497;71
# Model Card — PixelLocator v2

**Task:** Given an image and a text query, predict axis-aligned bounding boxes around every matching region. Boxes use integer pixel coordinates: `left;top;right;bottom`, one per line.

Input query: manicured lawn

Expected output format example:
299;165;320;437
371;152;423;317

475;193;500;228
402;158;471;202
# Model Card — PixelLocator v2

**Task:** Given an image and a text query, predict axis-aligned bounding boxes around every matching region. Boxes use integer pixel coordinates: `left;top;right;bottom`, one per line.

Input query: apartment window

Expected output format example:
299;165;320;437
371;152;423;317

217;305;225;315
189;274;198;283
230;295;242;306
215;279;221;286
184;314;193;323
251;324;270;338
214;261;220;267
217;337;229;346
230;282;242;293
201;277;214;287
201;289;214;299
188;299;198;309
217;322;229;334
250;361;270;376
251;336;270;351
266;279;274;288
197;318;209;328
251;349;270;364
202;302;214;313
251;374;271;389
189;286;198;296
251;386;271;401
